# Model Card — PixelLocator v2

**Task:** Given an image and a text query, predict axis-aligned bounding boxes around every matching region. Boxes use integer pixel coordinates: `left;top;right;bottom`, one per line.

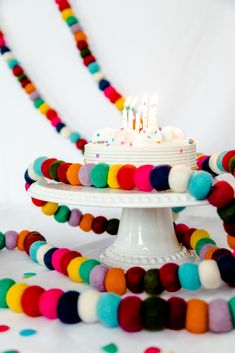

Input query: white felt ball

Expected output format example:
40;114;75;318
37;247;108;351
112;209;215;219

60;127;72;139
36;244;54;265
3;52;14;61
78;290;100;323
27;163;42;181
199;260;223;289
168;165;193;193
93;72;104;82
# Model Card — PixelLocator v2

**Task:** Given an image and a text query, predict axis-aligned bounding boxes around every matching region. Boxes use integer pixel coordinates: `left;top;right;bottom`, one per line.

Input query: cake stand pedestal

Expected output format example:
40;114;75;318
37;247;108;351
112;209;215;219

29;180;208;269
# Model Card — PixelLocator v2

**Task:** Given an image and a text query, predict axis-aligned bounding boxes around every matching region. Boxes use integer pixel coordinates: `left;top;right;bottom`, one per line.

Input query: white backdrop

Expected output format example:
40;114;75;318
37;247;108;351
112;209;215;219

0;0;235;205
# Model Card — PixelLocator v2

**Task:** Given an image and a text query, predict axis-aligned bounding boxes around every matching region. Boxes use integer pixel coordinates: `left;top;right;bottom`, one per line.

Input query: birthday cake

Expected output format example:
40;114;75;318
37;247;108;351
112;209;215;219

84;96;197;167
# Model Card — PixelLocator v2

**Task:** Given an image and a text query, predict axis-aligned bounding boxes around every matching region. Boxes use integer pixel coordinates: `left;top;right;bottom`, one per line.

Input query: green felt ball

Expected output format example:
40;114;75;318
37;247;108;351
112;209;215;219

66;16;78;26
0;232;5;250
0;278;15;308
79;259;100;284
17;73;27;82
195;238;216;256
144;269;163;295
229;297;235;327
33;98;44;108
49;160;64;181
90;163;110;188
54;205;71;223
141;297;167;330
228;156;235;174
217;200;235;224
106;219;119;235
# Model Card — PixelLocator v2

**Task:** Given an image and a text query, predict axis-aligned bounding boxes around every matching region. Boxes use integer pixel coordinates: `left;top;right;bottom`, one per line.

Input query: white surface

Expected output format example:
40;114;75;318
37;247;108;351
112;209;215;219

0;0;235;205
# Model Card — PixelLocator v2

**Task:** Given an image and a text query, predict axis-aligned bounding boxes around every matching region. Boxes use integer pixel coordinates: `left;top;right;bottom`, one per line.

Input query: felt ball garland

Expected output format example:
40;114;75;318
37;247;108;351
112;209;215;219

0;30;87;152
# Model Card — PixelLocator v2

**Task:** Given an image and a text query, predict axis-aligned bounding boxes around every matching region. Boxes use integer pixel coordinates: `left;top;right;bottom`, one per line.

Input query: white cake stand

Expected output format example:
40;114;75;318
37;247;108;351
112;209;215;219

28;179;208;269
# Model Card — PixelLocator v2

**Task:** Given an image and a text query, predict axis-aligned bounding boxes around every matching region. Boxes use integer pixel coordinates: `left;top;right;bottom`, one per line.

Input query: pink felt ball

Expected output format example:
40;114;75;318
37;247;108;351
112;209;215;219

39;288;64;319
104;86;115;98
51;248;70;272
134;165;154;191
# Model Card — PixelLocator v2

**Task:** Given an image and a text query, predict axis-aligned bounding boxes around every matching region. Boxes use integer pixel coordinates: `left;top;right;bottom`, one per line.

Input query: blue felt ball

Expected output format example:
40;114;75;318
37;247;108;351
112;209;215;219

178;263;201;290
217;254;235;287
99;79;110;91
24;169;35;185
97;292;121;327
188;171;213;200
150;165;171;191
33;156;47;177
88;62;100;74
43;247;58;270
29;241;46;263
56;122;66;133
0;46;10;54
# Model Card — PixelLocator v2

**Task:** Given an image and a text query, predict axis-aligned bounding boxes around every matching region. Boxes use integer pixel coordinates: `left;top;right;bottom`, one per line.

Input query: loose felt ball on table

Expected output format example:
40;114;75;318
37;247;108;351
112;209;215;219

66;163;82;185
90;163;109;188
41;158;57;179
6;283;29;313
166;297;187;330
51;248;69;272
43;247;58;270
118;296;142;332
106;218;119;235
222;150;235;172
216;254;235;287
178;263;201;290
126;267;146;293
107;164;122;189
97;292;121;327
209;299;233;333
39;288;64;319
186;299;208;333
217;200;235;224
92;216;108;234
0;278;15;308
141;297;167;331
57;291;81;324
89;264;108;292
68;208;82;227
159;263;181;292
117;165;136;190
4;230;18;250
60;251;82;276
57;162;72;184
79;259;100;284
104;268;127;295
77;290;100;323
54;205;71;223
168;165;193;192
150;165;171;191
21;285;45;317
188;171;213;200
78;163;95;186
134;165;154;191
144;269;163;295
207;181;234;208
199;260;223;289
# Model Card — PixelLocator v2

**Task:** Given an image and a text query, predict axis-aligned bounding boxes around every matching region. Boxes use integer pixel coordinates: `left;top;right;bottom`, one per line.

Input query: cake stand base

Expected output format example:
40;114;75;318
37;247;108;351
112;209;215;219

100;207;194;269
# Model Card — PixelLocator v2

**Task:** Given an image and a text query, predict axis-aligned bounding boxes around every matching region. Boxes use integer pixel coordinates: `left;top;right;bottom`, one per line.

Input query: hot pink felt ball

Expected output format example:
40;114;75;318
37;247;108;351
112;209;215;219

51;248;70;272
134;165;154;191
39;288;64;319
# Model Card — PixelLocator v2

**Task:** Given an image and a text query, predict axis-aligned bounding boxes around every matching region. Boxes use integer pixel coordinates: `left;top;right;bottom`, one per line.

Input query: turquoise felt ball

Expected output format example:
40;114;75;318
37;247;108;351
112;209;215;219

216;151;227;173
7;59;19;69
90;163;109;188
88;62;100;74
178;263;201;290
97;292;121;327
69;132;81;143
33;156;47;177
29;241;46;263
188;171;213;200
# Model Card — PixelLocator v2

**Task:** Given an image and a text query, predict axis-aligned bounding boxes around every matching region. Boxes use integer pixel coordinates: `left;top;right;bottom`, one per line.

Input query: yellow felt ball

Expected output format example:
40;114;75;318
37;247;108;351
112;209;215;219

61;8;75;20
190;229;210;249
41;202;59;216
107;164;122;189
39;103;51;115
115;97;125;111
67;257;88;283
6;283;29;313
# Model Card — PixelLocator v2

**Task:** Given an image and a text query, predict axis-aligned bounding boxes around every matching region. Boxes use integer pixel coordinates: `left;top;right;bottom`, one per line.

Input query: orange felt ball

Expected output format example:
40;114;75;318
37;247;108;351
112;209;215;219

66;163;82;185
24;83;36;94
79;213;94;232
104;268;127;295
74;31;87;42
117;165;136;190
204;246;219;260
227;234;235;249
17;230;30;251
186;299;208;333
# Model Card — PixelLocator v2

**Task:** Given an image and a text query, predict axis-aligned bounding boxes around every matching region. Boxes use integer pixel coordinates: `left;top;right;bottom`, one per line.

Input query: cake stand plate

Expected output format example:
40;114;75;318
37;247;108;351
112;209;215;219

29;180;208;269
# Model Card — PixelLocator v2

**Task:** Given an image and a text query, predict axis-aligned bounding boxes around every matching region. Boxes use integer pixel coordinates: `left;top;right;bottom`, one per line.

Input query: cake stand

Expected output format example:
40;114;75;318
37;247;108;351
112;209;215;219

28;179;208;270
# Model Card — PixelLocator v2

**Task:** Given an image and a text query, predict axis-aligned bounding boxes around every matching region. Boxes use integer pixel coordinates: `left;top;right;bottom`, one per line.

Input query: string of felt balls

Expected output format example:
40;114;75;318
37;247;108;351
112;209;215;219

25;153;235;247
0;226;235;333
0;29;87;152
53;0;125;112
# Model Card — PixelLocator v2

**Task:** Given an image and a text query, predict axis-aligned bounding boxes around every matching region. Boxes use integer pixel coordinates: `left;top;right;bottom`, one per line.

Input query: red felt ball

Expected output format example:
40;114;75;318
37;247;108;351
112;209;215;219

211;248;232;261
76;138;87;150
31;198;47;207
207;181;234;208
118;296;143;332
21;285;45;317
46;109;58;120
58;1;71;11
59;250;81;275
91;216;108;234
77;40;88;50
41;158;57;179
56;163;72;184
166;297;187;330
181;228;196;249
83;55;96;66
126;267;146;293
224;222;235;236
21;79;31;88
159;263;181;292
222;150;235;172
109;91;121;103
12;65;23;77
174;223;190;243
117;165;137;190
24;233;46;255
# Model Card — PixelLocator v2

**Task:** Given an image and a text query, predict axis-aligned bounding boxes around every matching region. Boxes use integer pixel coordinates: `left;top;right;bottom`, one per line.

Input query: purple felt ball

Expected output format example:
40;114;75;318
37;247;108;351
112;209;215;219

29;91;40;101
70;23;82;34
68;209;82;227
209;299;233;333
78;163;95;186
5;230;18;250
89;264;108;292
199;244;216;259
